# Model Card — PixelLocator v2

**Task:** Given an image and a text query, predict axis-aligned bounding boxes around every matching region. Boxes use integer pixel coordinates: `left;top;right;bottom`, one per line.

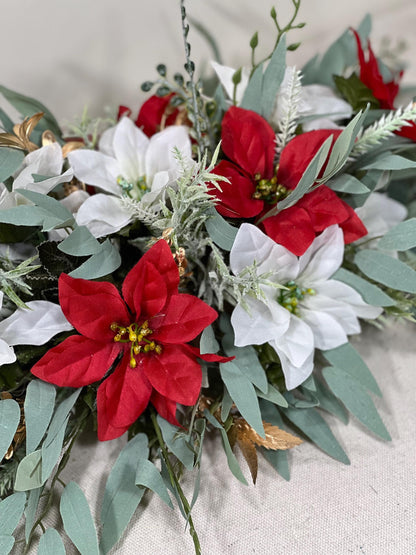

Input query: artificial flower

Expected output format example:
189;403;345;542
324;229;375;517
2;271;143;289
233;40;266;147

68;117;192;237
31;240;221;441
0;298;73;366
211;106;367;255
230;223;382;389
135;93;181;137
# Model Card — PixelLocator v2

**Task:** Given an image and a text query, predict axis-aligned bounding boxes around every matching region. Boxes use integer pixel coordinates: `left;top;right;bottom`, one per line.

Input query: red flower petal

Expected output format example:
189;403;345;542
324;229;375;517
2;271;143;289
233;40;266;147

210;161;264;218
261;206;316;256
124;259;167;321
142;344;202;405
97;350;153;440
277;130;340;190
117;106;132;120
152;294;218;344
135;94;178;137
339;203;368;243
222;107;276;178
59;273;130;342
31;335;119;387
122;240;179;315
151;390;180;426
300;186;349;232
183;344;235;363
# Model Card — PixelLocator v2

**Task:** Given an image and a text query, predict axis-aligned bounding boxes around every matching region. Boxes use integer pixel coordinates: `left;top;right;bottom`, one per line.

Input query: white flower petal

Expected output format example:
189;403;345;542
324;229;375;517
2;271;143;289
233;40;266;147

300;84;352;131
299;225;344;283
145;126;191;184
0;300;72;347
272;314;314;368
0;339;16;365
60;189;90;214
18;168;74;195
13;143;66;192
113;117;149;183
68;150;120;195
301;307;349;350
211;61;250;104
76;193;132;237
355;193;407;247
98;124;117;157
231;296;290;347
302;293;361;336
320;280;383;319
230;223;298;281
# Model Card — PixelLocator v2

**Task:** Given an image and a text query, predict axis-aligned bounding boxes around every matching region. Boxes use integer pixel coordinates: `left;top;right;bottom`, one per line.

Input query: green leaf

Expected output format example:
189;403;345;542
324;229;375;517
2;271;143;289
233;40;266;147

314;378;349;424
0;535;14;554
25;487;42;543
222;343;268;393
240;64;264;113
255;382;288;408
205;208;238;251
199;324;219;354
261;35;286;119
333;73;380;111
0;84;62;138
322;366;391;440
43;389;81;445
100;434;149;555
60;481;99;555
333;268;395;307
0;398;21;461
16;189;74;228
259;400;290;481
14;450;43;491
24;380;56;455
354;249;416;293
0;492;26;535
38;528;66;555
58;225;102;256
328;174;370;194
0;108;14;132
135;459;173;508
378;218;416;251
157;416;194;470
68;238;121;279
363;154;416;171
220;361;264;437
41;418;68;483
221;386;233;421
322;342;381;396
204;409;248;485
0;205;46;227
0;148;24;182
282;406;350;464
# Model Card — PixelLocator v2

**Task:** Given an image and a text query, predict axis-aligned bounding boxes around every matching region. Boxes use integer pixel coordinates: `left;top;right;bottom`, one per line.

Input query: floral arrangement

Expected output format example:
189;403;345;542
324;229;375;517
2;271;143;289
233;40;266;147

1;1;416;553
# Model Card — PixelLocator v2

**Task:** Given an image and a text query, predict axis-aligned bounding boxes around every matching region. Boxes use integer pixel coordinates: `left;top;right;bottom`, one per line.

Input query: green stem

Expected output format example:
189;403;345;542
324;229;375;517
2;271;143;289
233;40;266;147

151;410;201;555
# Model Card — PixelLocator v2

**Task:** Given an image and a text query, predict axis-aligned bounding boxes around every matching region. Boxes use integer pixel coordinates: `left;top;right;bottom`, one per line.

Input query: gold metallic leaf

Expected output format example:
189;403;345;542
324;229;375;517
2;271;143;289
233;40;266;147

62;140;84;158
236;433;258;484
236;418;302;451
0;112;44;152
42;130;57;146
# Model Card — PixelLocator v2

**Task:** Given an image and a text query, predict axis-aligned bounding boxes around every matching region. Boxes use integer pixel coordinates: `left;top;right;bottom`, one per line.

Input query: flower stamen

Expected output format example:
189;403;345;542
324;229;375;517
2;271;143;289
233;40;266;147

110;320;163;367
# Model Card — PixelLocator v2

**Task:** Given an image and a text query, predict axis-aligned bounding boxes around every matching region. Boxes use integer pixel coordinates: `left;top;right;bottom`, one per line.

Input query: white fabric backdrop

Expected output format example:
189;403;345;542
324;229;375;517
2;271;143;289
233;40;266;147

4;1;416;553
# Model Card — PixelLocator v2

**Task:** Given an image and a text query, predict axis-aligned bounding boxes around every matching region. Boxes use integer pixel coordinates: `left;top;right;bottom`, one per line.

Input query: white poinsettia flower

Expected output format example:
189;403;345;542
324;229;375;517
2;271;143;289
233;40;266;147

230;224;382;390
68;117;192;238
355;192;407;251
212;62;352;130
0;299;73;366
12;142;73;194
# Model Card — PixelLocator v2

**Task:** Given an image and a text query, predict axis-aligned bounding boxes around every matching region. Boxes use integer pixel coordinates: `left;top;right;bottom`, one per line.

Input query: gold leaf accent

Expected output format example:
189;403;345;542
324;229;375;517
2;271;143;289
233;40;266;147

0;112;44;152
236;418;302;451
236;432;259;483
42;130;57;146
62;140;84;158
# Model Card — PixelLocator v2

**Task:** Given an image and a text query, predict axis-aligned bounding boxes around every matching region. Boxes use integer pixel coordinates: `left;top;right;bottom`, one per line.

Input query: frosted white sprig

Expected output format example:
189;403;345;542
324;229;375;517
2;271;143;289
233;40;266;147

275;67;303;152
351;101;416;156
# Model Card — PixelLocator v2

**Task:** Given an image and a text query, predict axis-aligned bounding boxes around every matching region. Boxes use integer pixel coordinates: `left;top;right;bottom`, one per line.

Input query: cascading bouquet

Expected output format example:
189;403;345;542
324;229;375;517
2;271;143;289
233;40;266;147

1;1;416;553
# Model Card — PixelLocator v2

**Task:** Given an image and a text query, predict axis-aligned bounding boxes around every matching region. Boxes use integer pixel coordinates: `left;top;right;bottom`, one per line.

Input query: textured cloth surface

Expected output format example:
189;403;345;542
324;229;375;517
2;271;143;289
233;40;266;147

21;322;416;555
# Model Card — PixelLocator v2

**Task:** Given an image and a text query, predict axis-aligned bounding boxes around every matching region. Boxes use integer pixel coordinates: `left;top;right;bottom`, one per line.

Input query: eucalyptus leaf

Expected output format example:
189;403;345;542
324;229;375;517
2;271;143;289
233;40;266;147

14;450;43;491
0;492;26;535
0;535;14;555
259;399;290;481
157;416;194;470
282;406;350;464
223;344;268;393
322;342;381;396
68;238;121;279
205;207;238;251
0;107;14;132
24;380;56;455
25;487;42;543
0;148;24;182
220;361;264;437
204;409;248;485
0;398;21;462
261;35;286;119
322;366;391;440
255;383;288;408
41;417;68;483
363;154;416;171
15;189;74;231
328;174;370;194
100;433;148;555
221;386;233;422
38;528;66;555
333;268;395;307
135;459;173;508
199;324;219;354
43;388;81;446
378;218;416;251
240;64;264;114
354;249;416;293
58;225;102;256
60;481;99;555
314;377;349;424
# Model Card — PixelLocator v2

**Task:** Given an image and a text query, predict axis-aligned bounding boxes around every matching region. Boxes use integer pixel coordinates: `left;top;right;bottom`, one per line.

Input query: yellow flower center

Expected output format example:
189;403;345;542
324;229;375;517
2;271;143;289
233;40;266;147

252;171;289;204
110;320;162;368
278;281;316;316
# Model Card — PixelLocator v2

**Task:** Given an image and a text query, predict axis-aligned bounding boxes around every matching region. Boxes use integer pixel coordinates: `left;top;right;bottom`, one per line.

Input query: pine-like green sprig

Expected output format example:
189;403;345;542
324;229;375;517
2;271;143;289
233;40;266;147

275;67;303;152
0;255;41;308
351;102;416;156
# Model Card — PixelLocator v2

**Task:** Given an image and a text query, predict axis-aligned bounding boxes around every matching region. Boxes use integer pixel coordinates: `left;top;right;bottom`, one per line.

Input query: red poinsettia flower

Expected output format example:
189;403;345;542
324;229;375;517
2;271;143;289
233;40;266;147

135;93;180;137
31;240;222;441
211;106;367;256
